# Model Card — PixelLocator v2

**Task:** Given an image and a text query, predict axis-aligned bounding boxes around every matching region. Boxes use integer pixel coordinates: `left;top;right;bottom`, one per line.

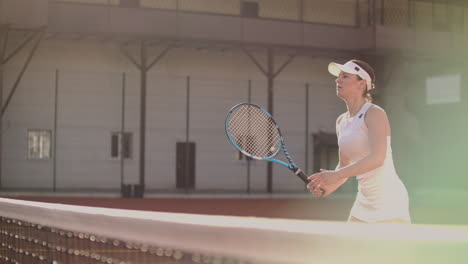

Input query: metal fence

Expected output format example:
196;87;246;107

51;0;391;27
53;0;466;31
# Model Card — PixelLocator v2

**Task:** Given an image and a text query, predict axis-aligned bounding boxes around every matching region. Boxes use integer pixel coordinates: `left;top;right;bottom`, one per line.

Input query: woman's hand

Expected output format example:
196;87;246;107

308;180;326;198
307;169;347;198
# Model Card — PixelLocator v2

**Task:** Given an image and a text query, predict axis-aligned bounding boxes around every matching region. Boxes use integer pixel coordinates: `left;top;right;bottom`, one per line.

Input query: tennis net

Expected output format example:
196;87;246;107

1;197;468;264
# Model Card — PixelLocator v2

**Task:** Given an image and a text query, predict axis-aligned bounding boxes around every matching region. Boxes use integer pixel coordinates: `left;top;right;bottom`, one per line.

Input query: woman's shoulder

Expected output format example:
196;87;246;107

365;103;389;124
367;103;387;116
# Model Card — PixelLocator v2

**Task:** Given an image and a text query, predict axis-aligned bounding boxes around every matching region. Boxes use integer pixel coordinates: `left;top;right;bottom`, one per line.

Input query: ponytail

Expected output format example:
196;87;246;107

363;83;375;102
364;91;373;103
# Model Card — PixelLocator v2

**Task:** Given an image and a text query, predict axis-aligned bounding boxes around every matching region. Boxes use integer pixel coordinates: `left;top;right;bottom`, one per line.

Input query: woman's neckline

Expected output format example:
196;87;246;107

347;102;369;119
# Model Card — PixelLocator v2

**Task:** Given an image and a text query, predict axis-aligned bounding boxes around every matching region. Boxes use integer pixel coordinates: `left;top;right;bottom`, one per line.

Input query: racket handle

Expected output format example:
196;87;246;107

294;168;325;196
294;168;309;183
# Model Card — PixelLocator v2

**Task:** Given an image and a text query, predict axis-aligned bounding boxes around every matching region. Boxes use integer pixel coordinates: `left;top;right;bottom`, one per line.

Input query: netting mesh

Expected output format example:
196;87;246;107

380;0;410;27
0;201;255;264
1;198;468;264
226;104;281;159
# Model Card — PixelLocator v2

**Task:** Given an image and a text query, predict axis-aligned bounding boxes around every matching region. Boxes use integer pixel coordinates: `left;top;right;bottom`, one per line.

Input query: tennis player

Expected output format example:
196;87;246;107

307;59;411;224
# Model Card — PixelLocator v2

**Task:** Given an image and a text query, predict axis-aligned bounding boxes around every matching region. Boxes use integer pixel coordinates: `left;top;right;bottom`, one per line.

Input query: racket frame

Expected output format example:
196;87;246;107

225;103;309;183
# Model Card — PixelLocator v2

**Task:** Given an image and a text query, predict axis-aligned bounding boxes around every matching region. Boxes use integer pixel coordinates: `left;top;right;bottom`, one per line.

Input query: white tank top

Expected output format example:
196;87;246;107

338;102;411;223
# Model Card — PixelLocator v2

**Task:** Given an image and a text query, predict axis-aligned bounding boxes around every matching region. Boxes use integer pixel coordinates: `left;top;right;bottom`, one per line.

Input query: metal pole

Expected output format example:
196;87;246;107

380;0;385;25
368;0;372;26
305;83;309;175
356;0;361;27
373;0;378;51
299;0;305;45
120;72;126;189
53;70;59;192
119;41;171;197
247;80;252;193
0;26;6;189
266;49;274;193
242;48;296;193
408;0;413;27
138;41;147;197
185;76;191;193
298;0;304;22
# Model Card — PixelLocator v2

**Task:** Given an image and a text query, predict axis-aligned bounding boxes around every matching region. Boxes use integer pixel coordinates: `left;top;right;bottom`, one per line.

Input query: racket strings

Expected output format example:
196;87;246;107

227;105;281;158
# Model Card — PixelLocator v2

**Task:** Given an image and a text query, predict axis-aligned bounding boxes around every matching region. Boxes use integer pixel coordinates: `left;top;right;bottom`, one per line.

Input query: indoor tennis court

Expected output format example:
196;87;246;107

1;0;468;263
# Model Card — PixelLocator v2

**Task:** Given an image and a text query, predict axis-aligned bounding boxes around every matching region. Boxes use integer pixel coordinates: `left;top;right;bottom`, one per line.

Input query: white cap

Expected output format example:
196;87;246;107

328;60;374;90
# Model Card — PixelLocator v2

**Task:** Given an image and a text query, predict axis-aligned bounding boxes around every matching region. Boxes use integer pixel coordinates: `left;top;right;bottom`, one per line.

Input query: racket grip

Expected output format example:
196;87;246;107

294;168;310;183
294;169;325;196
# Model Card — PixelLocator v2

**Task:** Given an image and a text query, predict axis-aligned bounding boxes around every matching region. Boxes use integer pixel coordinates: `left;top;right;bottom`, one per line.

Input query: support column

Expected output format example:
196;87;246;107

243;47;296;193
266;49;274;192
119;41;171;197
53;70;59;191
0;25;7;189
138;41;147;197
120;72;126;193
305;83;310;175
246;80;252;193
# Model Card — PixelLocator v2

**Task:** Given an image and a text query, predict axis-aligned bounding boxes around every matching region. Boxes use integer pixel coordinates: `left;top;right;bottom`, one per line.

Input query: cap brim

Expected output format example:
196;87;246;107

328;62;358;77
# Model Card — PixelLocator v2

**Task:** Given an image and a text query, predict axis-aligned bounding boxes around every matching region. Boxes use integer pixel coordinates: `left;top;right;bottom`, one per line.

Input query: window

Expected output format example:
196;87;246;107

425;74;461;105
241;1;259;18
120;0;139;8
111;132;133;159
431;2;463;32
449;5;464;33
28;130;51;160
432;2;450;31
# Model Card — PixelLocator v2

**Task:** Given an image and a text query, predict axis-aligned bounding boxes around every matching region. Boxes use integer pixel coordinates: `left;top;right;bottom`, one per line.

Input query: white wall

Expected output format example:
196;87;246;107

2;70;55;188
55;71;124;189
1;38;346;192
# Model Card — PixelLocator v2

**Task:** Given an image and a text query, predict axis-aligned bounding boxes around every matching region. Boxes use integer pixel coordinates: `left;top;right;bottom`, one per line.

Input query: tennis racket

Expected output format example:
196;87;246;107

225;103;324;195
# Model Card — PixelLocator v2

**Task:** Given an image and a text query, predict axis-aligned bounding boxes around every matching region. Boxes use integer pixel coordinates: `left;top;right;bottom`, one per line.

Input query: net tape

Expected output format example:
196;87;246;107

2;198;468;264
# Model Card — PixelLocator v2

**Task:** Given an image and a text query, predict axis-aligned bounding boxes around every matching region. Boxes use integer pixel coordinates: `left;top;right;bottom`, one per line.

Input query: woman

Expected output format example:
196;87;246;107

307;59;411;224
